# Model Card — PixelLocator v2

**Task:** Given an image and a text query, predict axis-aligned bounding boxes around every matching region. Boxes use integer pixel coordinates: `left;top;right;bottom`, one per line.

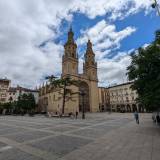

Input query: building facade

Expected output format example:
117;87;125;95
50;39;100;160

0;78;11;103
0;78;38;105
98;87;110;112
98;82;144;112
8;86;39;104
39;28;99;114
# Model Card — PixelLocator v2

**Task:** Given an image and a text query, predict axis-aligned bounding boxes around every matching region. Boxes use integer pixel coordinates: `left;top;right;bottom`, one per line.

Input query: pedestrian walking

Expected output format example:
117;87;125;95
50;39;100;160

75;111;78;119
134;110;139;124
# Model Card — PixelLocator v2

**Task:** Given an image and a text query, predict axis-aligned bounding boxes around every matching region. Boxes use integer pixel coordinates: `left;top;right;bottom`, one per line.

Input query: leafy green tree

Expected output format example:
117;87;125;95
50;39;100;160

2;102;13;114
16;95;23;113
27;93;36;113
127;30;160;111
46;75;80;114
11;101;17;114
16;93;36;114
3;102;11;110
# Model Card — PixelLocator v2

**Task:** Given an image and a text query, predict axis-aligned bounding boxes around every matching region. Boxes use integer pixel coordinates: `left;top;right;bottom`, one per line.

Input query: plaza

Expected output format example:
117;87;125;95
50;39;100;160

0;113;159;160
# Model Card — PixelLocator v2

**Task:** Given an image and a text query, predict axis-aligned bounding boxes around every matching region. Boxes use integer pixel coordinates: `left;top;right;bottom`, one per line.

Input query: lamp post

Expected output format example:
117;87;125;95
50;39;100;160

80;90;86;119
152;0;160;16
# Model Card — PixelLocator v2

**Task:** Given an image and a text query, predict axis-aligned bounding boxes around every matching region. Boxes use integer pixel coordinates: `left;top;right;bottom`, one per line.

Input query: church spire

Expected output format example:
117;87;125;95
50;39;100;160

86;39;94;55
64;27;77;58
62;27;78;77
67;26;74;44
83;39;97;81
84;39;96;65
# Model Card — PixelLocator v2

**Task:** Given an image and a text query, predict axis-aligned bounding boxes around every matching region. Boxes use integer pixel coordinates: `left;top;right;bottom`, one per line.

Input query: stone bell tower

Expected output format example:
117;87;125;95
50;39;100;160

62;27;78;77
83;40;98;81
83;40;99;112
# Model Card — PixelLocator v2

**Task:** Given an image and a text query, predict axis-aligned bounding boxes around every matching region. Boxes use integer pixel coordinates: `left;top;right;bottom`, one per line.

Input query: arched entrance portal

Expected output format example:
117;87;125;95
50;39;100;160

79;81;90;112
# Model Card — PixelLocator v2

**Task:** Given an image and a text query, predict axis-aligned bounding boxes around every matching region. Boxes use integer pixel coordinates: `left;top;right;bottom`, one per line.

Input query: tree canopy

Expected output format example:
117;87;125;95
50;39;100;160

17;93;36;113
127;30;160;111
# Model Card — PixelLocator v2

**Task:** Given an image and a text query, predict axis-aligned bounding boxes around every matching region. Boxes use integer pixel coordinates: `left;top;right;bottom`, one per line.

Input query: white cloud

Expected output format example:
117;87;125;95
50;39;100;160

0;0;153;88
71;0;152;20
142;43;150;48
98;52;132;87
0;0;73;88
77;20;136;60
77;20;136;86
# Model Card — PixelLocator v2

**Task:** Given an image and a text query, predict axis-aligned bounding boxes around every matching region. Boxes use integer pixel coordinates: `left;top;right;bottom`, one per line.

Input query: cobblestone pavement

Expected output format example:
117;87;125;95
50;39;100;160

0;113;159;160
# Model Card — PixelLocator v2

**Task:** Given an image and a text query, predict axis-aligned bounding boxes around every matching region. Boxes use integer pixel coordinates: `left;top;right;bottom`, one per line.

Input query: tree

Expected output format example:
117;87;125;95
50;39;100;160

2;102;13;114
46;75;80;114
16;95;23;114
16;93;36;114
27;93;36;113
127;30;160;111
21;94;29;112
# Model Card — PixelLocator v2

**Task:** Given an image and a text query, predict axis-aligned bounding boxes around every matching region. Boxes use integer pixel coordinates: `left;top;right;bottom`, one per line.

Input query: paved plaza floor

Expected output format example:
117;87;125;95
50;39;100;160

0;113;159;160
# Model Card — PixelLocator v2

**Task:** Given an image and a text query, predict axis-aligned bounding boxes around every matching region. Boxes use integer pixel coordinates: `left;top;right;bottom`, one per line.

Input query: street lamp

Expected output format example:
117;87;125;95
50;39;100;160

79;90;86;119
152;0;160;16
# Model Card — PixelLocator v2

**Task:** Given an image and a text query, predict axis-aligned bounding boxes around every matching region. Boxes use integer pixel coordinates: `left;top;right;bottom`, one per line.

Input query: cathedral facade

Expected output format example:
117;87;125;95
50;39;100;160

39;28;99;114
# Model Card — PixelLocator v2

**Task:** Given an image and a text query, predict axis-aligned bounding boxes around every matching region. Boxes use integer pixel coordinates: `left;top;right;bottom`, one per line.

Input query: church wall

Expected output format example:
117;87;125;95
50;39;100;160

47;90;63;114
46;85;79;115
64;85;79;114
89;81;99;112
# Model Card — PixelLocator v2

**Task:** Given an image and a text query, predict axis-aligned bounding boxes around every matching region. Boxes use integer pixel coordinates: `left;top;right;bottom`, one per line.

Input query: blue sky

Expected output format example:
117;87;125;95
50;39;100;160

54;6;160;86
57;10;160;58
0;0;160;88
117;11;160;50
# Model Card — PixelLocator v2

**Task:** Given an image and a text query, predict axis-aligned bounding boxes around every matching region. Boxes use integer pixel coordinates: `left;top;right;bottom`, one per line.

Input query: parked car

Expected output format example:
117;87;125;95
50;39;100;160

152;110;160;123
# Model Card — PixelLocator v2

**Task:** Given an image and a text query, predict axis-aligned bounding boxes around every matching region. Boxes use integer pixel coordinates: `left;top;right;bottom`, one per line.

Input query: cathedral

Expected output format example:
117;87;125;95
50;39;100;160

39;28;99;114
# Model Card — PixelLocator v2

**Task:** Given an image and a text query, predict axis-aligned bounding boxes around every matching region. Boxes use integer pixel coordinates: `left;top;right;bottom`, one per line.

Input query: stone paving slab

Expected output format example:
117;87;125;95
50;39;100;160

68;123;90;127
0;127;29;136
0;148;43;160
70;128;111;138
46;126;79;133
4;131;54;143
0;125;16;131
30;135;92;158
0;113;159;160
0;141;7;148
60;114;160;160
90;124;118;130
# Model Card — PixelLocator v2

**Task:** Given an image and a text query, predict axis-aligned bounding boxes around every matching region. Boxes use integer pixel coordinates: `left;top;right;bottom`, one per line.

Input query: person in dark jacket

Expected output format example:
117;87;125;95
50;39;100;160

134;110;139;124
